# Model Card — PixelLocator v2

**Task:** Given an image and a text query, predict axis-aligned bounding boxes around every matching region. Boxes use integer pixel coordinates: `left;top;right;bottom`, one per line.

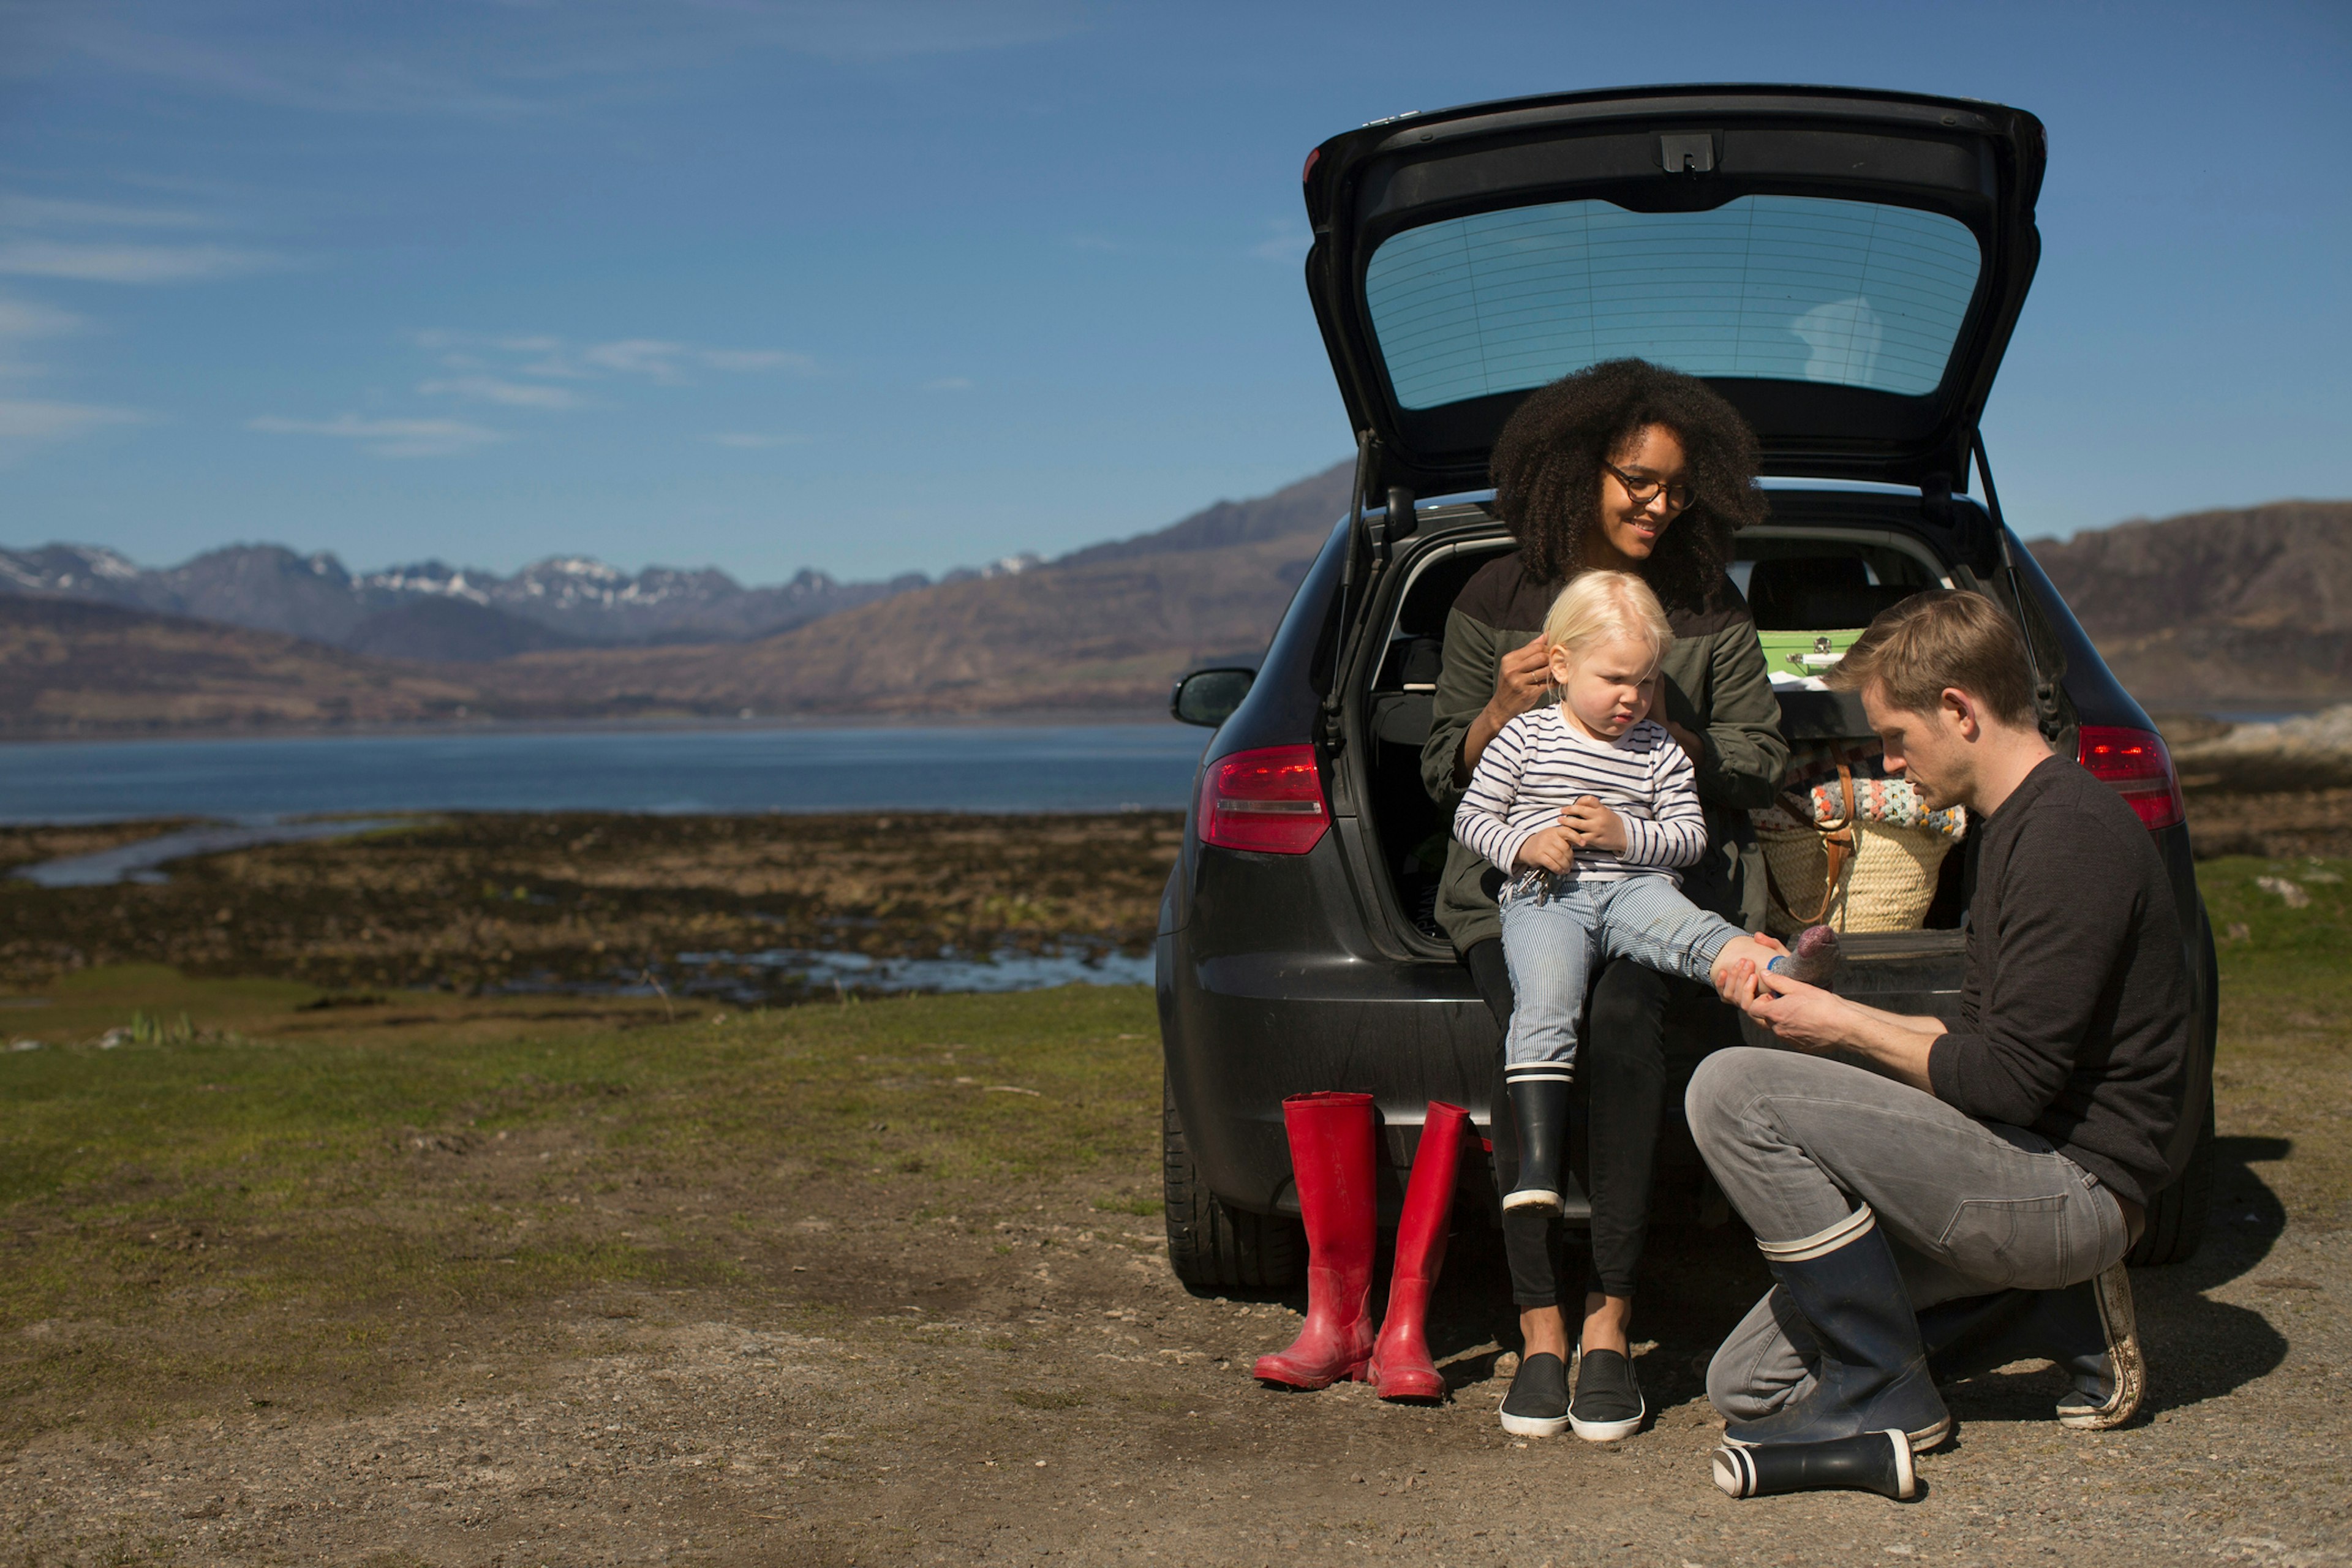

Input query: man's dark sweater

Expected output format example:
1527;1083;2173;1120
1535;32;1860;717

1928;755;2192;1208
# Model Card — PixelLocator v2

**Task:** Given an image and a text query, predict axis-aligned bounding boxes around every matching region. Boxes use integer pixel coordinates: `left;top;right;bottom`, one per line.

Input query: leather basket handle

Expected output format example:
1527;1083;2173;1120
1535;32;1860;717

1765;763;1856;928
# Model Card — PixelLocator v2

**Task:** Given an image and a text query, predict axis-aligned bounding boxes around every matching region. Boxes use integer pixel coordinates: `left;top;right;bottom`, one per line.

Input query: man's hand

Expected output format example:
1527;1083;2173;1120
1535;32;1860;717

1729;965;1849;1054
1560;795;1625;853
1716;959;1944;1092
1514;824;1575;875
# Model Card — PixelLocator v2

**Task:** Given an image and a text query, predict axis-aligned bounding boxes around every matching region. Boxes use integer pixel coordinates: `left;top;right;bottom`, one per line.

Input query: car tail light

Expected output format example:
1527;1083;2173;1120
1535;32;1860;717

1198;745;1330;855
2077;725;2185;830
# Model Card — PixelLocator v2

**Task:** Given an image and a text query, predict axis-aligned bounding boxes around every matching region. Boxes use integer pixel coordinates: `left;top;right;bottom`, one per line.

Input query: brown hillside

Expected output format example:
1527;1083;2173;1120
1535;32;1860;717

2026;500;2352;707
477;528;1334;717
0;597;480;736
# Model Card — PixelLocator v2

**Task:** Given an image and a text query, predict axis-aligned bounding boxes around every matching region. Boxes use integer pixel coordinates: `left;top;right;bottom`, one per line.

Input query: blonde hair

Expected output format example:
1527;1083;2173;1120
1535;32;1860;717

1542;570;1673;665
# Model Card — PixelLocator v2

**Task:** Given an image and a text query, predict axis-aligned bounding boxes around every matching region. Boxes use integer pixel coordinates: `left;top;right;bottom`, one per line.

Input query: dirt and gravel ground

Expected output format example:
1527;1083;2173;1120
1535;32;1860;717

1;828;2346;1566
4;1126;2343;1567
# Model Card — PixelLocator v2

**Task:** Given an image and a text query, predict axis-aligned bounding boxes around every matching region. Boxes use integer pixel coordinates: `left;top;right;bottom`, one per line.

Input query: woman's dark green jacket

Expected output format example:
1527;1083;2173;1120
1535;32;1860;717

1417;552;1789;952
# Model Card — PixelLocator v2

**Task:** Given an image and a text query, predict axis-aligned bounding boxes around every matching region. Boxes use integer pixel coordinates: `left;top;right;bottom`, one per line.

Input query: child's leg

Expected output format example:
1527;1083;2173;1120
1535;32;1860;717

1589;877;1840;990
1497;886;1600;1215
1588;876;1749;986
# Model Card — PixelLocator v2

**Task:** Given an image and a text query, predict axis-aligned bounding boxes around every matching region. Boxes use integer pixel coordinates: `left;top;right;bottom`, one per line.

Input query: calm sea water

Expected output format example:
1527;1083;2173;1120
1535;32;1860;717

0;724;1209;824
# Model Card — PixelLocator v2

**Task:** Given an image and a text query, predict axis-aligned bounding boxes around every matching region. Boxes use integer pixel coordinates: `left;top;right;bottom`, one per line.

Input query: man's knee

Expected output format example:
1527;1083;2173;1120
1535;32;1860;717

1683;1046;1788;1156
1706;1287;1813;1422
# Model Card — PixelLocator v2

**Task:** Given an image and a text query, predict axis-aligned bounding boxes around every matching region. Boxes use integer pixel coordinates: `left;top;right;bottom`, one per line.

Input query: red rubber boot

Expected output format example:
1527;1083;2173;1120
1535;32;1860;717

1252;1091;1378;1389
1368;1100;1469;1401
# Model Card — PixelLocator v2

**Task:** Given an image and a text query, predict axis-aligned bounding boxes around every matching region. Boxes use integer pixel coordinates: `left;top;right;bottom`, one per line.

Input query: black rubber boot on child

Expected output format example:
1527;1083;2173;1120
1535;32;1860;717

1722;1204;1951;1453
1502;1072;1570;1216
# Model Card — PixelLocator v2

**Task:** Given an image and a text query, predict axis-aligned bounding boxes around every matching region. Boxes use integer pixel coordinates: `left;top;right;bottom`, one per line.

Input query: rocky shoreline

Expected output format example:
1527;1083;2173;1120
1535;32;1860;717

0;811;1182;1002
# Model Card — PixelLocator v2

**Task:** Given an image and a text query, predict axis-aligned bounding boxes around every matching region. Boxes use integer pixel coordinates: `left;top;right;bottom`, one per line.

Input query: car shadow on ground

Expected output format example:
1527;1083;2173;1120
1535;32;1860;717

1224;1135;2296;1433
1938;1134;2293;1427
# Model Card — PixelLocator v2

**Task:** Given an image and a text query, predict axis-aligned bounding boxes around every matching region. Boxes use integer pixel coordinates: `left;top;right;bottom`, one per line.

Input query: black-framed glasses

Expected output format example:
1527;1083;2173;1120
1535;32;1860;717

1603;460;1692;513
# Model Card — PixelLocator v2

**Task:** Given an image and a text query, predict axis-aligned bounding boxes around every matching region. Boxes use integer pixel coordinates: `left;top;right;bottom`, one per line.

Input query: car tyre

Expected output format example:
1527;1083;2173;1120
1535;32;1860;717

2127;1093;2213;1267
1163;1075;1303;1290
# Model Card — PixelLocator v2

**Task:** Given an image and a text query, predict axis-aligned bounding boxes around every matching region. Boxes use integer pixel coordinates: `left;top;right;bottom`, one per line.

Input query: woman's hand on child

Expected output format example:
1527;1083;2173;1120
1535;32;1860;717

1514;824;1576;874
1485;635;1553;725
1559;796;1626;853
1659;718;1705;765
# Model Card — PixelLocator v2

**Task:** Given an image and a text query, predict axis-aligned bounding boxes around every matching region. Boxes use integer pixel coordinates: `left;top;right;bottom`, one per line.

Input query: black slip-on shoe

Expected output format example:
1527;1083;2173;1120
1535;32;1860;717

1498;1351;1570;1438
1568;1347;1646;1441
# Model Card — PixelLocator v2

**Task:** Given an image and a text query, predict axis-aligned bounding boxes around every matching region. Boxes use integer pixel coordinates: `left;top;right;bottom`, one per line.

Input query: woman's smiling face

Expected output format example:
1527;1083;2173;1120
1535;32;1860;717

1589;423;1691;566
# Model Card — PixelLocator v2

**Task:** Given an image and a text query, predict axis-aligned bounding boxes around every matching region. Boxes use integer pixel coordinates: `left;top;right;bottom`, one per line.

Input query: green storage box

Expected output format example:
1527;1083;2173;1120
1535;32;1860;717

1757;627;1866;681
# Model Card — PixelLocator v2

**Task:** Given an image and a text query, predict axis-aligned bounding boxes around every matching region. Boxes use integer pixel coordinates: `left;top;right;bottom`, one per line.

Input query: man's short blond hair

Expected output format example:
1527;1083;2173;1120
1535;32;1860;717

1830;589;2035;726
1542;570;1674;665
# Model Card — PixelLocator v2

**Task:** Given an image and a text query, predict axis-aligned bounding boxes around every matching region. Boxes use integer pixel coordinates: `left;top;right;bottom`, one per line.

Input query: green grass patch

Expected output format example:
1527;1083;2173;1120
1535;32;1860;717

0;968;1158;1446
2199;856;2352;1229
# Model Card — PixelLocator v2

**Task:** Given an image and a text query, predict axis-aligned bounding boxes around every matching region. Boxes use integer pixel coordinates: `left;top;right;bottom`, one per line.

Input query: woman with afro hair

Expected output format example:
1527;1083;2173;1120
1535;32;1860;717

1418;357;1787;1442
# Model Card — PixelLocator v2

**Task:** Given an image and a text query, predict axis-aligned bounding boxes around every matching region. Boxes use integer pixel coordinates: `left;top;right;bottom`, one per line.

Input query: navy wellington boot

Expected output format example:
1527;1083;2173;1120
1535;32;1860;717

1722;1205;1951;1453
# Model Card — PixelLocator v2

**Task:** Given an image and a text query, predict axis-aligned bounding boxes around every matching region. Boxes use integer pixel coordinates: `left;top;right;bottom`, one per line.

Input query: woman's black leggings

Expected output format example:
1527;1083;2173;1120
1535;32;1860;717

1465;938;1672;1308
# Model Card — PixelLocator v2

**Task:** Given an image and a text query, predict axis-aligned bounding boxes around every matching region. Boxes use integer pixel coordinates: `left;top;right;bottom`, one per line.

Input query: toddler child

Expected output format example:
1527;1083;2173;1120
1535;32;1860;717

1453;570;1836;1215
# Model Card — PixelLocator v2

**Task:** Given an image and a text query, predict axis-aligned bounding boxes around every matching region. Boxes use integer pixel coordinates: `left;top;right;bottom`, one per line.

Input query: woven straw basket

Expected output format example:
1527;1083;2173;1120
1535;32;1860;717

1756;764;1958;938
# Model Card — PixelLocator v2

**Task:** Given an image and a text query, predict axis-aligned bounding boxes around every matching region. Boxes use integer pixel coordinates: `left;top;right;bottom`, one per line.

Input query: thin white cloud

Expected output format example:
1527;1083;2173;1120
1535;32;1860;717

418;375;586;409
924;377;974;392
0;294;81;343
0;239;281;284
703;431;810;449
19;2;1093;118
1251;220;1311;263
0;195;214;230
0;397;140;442
573;338;812;380
699;347;817;373
579;337;692;380
247;413;507;459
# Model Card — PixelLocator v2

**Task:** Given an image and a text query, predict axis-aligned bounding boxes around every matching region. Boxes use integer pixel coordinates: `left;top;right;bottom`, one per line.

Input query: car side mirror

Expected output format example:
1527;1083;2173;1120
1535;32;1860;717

1170;667;1255;728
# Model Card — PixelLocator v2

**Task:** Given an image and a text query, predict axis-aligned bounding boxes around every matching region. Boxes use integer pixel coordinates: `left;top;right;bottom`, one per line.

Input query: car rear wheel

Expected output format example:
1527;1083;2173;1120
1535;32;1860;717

1162;1076;1303;1291
2128;1094;2213;1267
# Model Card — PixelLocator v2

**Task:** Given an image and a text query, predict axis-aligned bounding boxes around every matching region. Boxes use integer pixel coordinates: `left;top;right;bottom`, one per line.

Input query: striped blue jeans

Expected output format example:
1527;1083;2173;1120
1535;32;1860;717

1497;871;1743;1082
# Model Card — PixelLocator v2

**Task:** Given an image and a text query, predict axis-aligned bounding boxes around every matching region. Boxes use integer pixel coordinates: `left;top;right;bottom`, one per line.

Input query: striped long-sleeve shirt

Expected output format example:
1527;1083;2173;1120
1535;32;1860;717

1452;708;1708;888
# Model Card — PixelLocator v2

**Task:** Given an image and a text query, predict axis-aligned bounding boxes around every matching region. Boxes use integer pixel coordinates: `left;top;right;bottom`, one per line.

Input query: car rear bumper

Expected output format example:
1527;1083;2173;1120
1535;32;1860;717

1156;922;1498;1218
1163;919;1973;1222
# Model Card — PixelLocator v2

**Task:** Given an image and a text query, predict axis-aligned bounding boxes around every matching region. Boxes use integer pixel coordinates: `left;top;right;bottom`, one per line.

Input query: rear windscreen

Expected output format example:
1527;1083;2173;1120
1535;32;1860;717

1365;195;1981;409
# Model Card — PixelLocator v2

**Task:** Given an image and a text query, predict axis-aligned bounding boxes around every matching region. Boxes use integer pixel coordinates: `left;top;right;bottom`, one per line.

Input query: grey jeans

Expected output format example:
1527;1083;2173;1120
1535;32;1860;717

1686;1047;2131;1421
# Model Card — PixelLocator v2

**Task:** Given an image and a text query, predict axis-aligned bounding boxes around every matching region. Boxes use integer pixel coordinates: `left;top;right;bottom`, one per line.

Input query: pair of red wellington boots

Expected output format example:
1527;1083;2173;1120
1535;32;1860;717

1251;1093;1470;1400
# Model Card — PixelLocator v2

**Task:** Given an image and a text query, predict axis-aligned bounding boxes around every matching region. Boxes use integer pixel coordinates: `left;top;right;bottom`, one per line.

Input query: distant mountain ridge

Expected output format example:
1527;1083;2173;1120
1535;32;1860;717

22;466;2345;740
2024;500;2352;708
1054;462;1355;568
0;458;1355;734
0;541;934;660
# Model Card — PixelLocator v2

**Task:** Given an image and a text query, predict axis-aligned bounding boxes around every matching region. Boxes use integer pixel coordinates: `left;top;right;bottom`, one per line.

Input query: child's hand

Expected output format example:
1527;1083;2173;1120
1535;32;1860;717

1515;824;1575;874
1560;796;1626;854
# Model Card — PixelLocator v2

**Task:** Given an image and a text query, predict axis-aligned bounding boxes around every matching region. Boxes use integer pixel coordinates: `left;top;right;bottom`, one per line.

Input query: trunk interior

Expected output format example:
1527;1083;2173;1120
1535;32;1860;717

1356;502;1975;1014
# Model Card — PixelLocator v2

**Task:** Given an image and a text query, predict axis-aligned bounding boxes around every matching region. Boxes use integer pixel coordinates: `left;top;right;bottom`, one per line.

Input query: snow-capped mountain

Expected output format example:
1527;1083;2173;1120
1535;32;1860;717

0;542;929;658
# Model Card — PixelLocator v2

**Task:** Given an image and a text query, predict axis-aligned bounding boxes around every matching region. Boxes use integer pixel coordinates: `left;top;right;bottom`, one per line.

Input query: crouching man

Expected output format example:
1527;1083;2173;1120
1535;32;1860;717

1693;590;2192;1452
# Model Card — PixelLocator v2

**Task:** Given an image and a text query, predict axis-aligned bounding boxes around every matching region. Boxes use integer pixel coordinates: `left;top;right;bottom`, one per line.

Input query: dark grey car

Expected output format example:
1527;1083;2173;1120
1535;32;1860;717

1157;85;2217;1291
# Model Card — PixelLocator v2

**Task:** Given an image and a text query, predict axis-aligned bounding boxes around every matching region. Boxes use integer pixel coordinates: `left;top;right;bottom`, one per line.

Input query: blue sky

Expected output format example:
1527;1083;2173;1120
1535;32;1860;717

0;0;2345;584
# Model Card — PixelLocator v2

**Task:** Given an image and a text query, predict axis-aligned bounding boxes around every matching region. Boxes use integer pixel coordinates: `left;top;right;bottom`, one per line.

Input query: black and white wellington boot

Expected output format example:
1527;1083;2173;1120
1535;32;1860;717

1568;1346;1646;1441
1501;1072;1570;1215
1721;1205;1951;1453
1498;1351;1570;1438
